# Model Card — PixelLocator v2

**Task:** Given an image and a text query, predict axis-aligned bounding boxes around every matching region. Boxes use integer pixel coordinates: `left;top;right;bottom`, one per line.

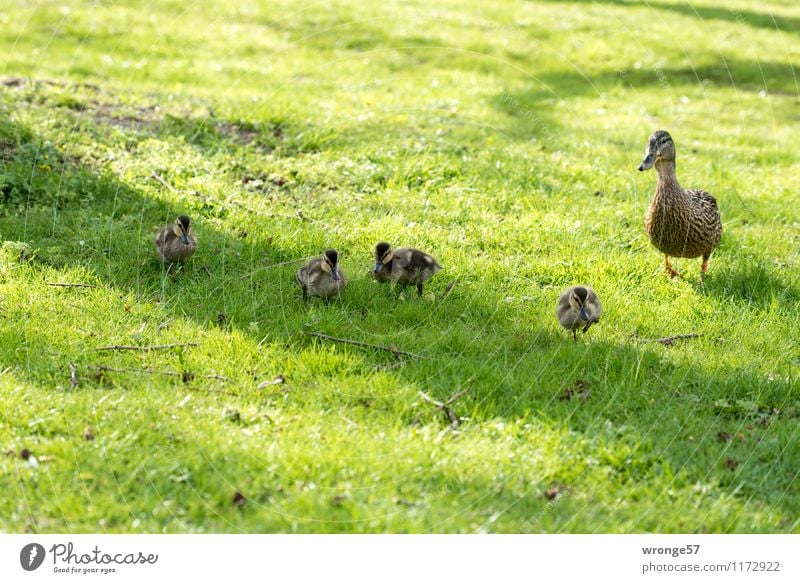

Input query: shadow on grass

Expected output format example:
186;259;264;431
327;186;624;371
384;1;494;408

539;0;800;37
495;58;799;113
1;87;798;533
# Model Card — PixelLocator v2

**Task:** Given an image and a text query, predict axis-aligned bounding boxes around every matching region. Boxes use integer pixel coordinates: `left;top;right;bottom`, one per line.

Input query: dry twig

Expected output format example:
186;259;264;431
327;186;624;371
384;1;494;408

93;342;198;352
87;364;231;383
305;331;423;359
419;386;472;428
338;413;360;429
150;172;175;192
639;333;704;346
47;282;95;288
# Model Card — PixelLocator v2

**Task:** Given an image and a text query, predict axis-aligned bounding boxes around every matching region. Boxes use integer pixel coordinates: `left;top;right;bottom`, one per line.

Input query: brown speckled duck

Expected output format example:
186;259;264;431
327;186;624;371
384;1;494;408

296;249;346;302
154;215;197;264
557;285;602;340
373;242;441;296
638;130;722;277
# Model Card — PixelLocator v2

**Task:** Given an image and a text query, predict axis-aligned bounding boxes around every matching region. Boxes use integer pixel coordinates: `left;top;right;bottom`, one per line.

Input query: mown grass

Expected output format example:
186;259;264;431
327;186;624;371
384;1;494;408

0;0;798;533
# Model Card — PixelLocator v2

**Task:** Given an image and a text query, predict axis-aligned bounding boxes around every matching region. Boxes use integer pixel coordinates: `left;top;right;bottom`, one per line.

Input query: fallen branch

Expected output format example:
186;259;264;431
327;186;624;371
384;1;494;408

305;331;423;359
47;282;96;288
419;386;472;428
93;342;198;352
87;365;231;383
150;172;175;192
640;333;704;346
338;413;360;429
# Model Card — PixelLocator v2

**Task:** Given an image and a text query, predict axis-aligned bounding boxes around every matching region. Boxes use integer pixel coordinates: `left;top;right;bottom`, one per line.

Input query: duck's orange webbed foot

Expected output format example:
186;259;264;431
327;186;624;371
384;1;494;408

664;255;680;278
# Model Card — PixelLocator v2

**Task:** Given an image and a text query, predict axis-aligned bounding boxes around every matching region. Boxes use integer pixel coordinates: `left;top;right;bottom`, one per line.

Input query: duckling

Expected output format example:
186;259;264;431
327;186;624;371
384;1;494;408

296;249;346;302
373;242;441;296
154;215;197;264
638;130;722;277
557;286;601;340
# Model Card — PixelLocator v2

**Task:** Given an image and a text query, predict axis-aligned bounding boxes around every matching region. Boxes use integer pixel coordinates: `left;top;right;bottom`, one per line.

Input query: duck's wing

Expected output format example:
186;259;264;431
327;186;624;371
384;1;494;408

686;188;722;240
686;189;719;215
154;226;171;248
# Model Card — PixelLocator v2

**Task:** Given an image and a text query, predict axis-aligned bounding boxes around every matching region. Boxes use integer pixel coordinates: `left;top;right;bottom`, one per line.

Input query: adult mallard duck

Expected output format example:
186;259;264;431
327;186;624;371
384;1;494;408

638;130;722;277
296;249;346;302
154;215;198;264
556;285;601;340
373;242;441;296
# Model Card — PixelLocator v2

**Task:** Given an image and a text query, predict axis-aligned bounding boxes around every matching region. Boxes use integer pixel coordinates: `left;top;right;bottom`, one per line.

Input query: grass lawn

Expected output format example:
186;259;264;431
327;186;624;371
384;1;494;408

0;0;798;533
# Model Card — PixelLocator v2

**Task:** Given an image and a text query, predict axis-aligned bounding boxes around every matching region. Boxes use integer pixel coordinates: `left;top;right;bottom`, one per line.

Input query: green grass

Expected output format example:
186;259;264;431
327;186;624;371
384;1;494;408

0;0;798;533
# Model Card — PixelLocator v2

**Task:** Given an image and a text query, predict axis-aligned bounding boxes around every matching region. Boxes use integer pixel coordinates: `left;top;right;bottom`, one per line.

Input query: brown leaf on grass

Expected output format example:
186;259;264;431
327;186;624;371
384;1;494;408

232;491;246;507
724;458;738;471
330;494;347;506
716;431;732;443
181;371;195;384
83;427;95;441
20;448;31;460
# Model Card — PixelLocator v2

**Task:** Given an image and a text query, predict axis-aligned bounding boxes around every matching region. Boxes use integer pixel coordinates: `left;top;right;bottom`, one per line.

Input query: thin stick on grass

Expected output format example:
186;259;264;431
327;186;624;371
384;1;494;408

150;172;175;192
87;364;231;383
419;386;472;428
47;282;96;288
338;413;360;429
93;342;198;352
305;331;423;359
639;333;704;345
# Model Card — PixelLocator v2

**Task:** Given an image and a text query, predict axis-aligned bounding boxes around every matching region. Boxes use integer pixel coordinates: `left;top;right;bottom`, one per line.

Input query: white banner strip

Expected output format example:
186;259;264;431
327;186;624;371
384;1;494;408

1;535;797;582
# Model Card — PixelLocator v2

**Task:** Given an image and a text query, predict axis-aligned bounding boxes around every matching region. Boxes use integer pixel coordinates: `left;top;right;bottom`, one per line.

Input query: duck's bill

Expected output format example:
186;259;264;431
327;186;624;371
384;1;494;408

373;262;383;273
331;269;340;281
181;234;190;245
638;153;655;171
579;306;590;322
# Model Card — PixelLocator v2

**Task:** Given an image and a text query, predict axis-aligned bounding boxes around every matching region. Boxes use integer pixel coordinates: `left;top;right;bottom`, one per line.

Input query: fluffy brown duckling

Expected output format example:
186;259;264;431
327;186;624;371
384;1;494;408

373;242;441;296
638;130;722;277
296;249;347;302
557;285;602;340
154;215;197;264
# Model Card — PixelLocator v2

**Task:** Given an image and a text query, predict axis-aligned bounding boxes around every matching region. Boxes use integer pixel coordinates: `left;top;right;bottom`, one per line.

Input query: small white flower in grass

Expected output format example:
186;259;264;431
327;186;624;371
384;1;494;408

79;240;85;246
680;96;690;104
